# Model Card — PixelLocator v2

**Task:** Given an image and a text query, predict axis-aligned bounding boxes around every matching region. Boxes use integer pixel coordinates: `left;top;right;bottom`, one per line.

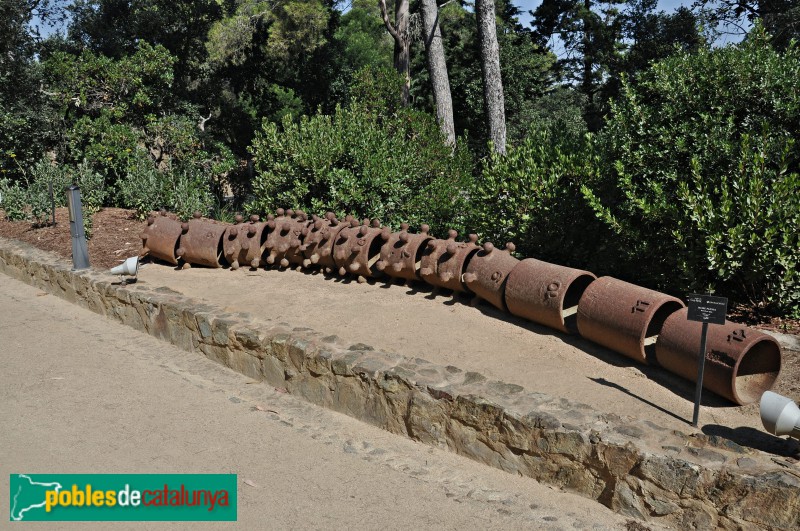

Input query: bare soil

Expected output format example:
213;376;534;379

2;207;798;455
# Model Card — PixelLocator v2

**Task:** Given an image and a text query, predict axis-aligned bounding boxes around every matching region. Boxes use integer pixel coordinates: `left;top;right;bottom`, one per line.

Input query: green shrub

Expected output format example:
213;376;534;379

23;158;71;225
248;73;473;235
468;120;610;269
0;177;28;220
582;25;800;317
117;148;214;220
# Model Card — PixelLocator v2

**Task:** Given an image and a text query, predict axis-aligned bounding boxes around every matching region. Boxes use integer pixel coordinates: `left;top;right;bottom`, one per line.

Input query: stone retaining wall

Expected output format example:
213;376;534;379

1;238;798;529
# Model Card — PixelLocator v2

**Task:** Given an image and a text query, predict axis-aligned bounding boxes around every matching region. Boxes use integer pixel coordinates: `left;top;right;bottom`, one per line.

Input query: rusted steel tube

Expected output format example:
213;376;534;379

332;219;385;278
262;209;309;268
223;215;267;270
505;259;597;334
175;212;229;268
462;242;519;311
300;213;349;269
139;210;182;265
655;308;782;405
419;231;479;292
375;223;432;281
577;277;684;364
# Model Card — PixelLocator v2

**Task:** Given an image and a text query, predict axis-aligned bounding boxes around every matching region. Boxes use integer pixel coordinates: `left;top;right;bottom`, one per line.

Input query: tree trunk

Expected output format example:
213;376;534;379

475;0;506;154
379;0;411;106
420;0;455;145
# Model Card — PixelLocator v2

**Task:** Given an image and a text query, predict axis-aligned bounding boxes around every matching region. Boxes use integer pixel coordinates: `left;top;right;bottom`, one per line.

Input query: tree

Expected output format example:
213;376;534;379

476;0;507;153
695;0;800;49
378;0;412;105
420;0;455;145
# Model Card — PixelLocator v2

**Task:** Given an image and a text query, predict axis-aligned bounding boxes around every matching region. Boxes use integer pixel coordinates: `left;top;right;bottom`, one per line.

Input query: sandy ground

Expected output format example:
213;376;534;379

0;274;636;530
138;262;798;444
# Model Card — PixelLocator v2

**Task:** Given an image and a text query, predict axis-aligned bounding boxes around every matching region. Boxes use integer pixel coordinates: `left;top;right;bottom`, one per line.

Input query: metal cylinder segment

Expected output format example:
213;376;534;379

175;213;229;268
375;223;432;281
418;231;479;292
462;242;519;310
655;308;782;405
139;210;182;266
332;219;385;278
505;259;597;334
576;277;685;364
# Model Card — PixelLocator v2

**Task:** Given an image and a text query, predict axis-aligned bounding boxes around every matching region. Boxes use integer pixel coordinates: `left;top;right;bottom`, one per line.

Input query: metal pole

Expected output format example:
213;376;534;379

692;322;709;427
49;180;56;226
66;185;90;270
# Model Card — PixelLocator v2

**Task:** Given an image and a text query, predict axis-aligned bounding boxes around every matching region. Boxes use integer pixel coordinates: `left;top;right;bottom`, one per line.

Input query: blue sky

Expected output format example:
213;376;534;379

515;0;688;27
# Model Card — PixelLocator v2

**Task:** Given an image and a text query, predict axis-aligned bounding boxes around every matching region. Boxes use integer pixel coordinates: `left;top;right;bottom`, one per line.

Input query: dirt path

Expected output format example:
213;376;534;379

139;262;797;442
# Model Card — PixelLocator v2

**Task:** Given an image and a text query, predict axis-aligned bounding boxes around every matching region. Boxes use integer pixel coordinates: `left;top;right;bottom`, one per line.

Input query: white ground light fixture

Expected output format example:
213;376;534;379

760;391;800;439
110;256;139;283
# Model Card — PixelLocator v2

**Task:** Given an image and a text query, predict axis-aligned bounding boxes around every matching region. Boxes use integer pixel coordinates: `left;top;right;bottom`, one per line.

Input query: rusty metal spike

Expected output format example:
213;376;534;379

420;224;430;234
250;214;260;223
276;208;285;216
147;215;155;225
193;211;202;219
160;208;167;216
439;271;453;282
381;228;391;241
176;247;185;257
230;260;240;270
468;234;478;243
420;267;433;276
234;214;243;224
311;254;320;264
427;240;436;249
358;225;369;236
391;262;403;272
267;214;275;221
357;275;367;284
483;242;495;253
349;262;360;272
266;253;276;265
250;258;260;269
241;241;250;251
280;258;289;268
505;242;516;253
286;209;295;217
303;258;312;268
181;222;189;233
463;272;477;283
301;227;310;237
338;266;347;276
267;220;276;230
375;260;387;271
445;243;457;255
312;214;319;222
447;229;458;240
139;233;148;241
399;231;409;243
400;222;410;231
227;226;237;237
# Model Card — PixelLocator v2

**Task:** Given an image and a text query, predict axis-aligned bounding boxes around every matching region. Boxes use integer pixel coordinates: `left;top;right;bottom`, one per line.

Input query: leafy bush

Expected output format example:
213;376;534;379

248;69;473;235
467;120;611;269
582;26;800;316
117;148;214;220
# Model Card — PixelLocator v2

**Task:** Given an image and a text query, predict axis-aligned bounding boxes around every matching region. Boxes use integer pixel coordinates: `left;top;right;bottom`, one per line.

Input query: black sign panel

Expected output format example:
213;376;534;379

686;294;728;325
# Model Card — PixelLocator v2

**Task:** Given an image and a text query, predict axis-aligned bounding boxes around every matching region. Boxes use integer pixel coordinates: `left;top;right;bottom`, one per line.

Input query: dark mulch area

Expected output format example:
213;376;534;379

0;207;144;270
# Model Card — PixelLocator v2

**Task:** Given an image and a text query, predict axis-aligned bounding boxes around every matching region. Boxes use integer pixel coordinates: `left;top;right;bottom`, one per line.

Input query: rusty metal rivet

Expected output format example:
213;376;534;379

483;242;495;253
447;229;458;240
420;224;430;234
445;243;457;255
147;216;155;225
181;222;189;233
235;214;243;223
193;211;202;219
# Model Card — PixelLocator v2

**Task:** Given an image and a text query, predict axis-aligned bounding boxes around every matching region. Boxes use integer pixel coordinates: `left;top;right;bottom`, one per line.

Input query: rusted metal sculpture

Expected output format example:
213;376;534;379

655;308;782;405
223;214;267;270
333;218;385;279
175;212;229;268
300;213;349;269
139;209;182;265
505;259;596;334
577;277;684;364
262;209;309;268
375;223;432;281
462;242;519;310
419;231;479;292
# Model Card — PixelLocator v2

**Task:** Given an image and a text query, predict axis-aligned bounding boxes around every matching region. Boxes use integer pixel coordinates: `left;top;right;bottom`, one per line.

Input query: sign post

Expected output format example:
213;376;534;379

66;185;90;270
686;294;728;427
